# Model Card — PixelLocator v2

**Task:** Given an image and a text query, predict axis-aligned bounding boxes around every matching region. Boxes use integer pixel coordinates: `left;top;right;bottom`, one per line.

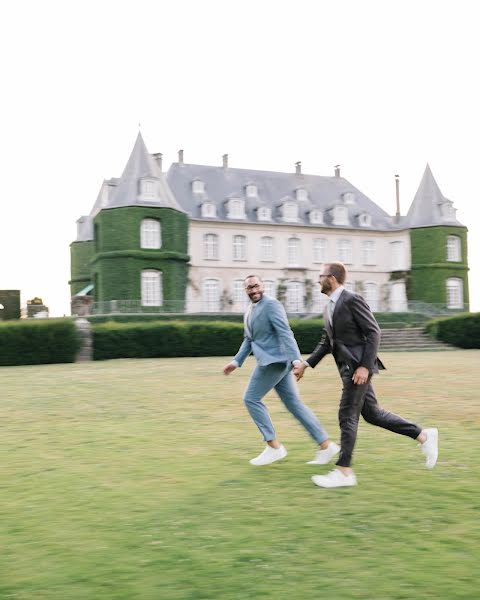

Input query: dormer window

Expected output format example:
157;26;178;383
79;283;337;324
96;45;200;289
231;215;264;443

282;202;298;222
440;201;456;220
192;179;205;194
257;206;271;221
296;188;308;201
201;202;216;218
358;212;372;227
139;178;157;201
309;209;323;225
342;192;355;205
245;184;257;198
332;205;349;226
227;198;246;219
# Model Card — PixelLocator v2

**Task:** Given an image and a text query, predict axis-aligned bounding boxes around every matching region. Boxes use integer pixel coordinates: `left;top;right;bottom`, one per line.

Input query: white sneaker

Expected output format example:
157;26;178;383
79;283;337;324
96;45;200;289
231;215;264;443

249;445;287;466
420;428;439;468
307;441;340;465
311;469;357;488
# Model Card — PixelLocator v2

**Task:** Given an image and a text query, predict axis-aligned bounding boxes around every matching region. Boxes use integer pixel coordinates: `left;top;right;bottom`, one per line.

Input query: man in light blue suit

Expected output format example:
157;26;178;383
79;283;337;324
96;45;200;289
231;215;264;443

223;275;339;466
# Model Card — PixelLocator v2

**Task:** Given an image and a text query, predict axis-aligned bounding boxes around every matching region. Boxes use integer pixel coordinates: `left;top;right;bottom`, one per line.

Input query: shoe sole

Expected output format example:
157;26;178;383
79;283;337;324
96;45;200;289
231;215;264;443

250;452;288;466
424;428;439;468
311;475;357;488
306;446;340;465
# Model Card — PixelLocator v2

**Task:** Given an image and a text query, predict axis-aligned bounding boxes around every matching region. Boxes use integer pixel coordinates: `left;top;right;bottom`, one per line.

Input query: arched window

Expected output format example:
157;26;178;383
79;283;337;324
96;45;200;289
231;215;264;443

263;279;276;298
201;202;216;218
228;198;246;219
203;279;220;312
233;235;247;260
358;213;372;227
391;241;406;271
257;206;271;221
140;179;156;200
333;205;349;226
286;281;304;313
446;236;461;262
309;210;323;224
204;233;219;259
361;240;376;265
287;237;301;266
446;278;463;309
363;282;379;312
140;219;161;249
312;287;328;313
337;239;352;264
141;270;162;306
296;188;308;201
313;238;327;263
245;184;257;198
260;236;274;261
283;202;299;222
232;279;248;311
192;180;205;194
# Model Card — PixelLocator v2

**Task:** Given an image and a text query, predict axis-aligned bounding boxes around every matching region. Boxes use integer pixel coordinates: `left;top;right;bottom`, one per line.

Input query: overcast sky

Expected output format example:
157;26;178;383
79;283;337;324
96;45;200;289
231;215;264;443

1;0;479;315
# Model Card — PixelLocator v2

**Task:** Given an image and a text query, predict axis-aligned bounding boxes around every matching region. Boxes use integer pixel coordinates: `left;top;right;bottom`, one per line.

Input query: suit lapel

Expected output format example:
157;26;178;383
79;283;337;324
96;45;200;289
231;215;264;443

250;298;267;336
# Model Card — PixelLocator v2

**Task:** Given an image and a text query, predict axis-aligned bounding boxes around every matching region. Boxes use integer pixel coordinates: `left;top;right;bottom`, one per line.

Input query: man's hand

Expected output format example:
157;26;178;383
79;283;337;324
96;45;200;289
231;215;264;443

293;363;307;381
223;362;237;375
352;366;369;385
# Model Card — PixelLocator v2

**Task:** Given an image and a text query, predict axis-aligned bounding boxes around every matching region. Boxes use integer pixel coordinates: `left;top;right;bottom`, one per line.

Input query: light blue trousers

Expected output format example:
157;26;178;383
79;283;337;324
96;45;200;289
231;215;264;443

243;362;328;443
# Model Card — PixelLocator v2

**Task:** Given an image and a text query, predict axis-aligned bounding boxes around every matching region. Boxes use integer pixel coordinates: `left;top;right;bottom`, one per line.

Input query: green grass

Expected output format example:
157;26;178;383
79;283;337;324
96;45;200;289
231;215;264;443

1;352;479;599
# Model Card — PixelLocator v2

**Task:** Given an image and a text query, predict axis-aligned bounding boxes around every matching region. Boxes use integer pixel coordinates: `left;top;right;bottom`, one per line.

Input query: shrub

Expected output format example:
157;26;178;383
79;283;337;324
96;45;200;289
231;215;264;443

0;319;80;366
92;321;246;360
425;312;480;348
290;319;324;353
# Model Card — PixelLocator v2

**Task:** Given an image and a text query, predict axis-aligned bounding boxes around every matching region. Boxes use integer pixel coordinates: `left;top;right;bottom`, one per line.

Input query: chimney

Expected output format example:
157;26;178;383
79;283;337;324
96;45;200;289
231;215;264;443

395;174;401;222
334;164;341;177
152;152;162;172
223;154;228;169
178;149;184;164
295;161;302;175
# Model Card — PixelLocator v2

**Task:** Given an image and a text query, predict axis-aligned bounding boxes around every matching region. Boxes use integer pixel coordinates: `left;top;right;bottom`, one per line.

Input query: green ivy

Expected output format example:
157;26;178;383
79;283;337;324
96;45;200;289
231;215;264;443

409;226;469;305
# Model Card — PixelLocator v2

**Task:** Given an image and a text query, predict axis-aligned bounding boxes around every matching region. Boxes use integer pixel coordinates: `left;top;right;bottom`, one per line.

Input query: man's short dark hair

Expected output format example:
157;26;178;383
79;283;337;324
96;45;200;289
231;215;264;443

325;262;347;285
244;274;263;283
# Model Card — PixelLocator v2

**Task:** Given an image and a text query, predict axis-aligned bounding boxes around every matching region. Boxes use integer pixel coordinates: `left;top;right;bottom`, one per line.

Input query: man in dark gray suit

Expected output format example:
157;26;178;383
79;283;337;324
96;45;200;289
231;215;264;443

294;262;438;488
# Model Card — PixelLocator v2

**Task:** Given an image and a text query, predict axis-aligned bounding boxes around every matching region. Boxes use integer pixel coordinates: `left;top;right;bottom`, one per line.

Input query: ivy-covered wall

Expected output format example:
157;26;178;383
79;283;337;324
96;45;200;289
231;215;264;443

409;226;469;305
90;206;189;308
69;241;95;295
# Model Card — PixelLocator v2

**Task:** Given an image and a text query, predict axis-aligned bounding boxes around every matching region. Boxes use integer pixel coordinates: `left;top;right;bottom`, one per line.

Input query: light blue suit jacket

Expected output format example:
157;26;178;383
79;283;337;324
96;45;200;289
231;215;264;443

233;295;302;367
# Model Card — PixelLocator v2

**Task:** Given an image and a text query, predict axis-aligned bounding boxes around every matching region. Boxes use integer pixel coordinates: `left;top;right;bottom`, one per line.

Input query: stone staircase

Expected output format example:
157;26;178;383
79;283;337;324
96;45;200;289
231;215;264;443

379;327;454;351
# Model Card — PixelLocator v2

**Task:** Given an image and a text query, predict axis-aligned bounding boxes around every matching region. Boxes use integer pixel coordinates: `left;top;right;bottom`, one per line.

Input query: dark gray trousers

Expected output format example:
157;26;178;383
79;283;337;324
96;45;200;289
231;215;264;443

336;364;422;468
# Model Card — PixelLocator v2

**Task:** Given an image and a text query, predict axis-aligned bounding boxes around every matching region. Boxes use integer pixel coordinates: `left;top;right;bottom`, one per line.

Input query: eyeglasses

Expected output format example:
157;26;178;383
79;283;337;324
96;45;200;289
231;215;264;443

245;283;261;291
318;274;332;281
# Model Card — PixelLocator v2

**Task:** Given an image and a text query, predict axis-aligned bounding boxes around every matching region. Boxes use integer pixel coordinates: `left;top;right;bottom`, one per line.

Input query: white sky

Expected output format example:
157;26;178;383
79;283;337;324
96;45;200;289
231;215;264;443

1;0;479;315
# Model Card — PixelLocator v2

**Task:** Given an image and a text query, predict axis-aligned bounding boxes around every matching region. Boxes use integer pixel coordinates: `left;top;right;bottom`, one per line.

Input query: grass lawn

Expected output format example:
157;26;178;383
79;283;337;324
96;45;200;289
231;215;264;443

1;351;479;600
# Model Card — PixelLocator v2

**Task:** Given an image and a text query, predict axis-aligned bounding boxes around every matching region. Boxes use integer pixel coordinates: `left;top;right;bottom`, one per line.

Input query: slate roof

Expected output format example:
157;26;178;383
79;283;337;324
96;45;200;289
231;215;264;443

74;135;465;244
167;163;395;230
75;133;184;241
406;164;464;228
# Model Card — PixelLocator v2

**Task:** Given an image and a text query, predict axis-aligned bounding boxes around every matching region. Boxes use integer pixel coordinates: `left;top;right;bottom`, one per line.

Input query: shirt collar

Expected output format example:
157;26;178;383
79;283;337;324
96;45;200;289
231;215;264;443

329;286;345;304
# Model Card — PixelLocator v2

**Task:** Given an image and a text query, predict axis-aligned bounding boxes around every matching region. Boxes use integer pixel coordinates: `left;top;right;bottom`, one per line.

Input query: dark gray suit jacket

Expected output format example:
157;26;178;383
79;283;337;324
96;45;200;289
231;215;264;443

306;289;385;374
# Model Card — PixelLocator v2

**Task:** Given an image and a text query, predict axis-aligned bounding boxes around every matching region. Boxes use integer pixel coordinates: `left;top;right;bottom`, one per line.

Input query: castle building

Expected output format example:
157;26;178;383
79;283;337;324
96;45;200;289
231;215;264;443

70;133;469;315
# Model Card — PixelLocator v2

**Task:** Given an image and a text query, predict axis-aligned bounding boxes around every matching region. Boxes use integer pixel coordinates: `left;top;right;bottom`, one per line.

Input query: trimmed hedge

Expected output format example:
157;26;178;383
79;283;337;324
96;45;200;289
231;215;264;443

0;319;80;366
92;319;329;361
425;312;480;349
88;313;245;325
93;321;243;360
